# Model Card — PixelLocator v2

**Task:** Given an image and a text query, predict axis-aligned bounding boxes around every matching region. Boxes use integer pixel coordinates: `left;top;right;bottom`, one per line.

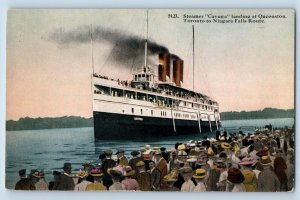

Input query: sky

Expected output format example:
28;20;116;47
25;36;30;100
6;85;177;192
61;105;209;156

6;9;295;120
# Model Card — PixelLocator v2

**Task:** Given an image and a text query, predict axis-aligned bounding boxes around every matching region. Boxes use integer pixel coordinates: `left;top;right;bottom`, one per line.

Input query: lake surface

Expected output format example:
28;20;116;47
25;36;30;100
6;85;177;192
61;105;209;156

5;118;294;189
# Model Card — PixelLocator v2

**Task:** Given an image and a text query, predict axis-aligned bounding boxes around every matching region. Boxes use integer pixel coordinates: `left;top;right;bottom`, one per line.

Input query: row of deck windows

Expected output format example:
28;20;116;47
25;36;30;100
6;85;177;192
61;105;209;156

95;86;216;111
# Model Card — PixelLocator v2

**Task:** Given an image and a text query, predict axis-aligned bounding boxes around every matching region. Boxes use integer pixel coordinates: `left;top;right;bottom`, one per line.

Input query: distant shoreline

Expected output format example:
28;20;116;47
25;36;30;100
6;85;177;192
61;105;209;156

6;108;294;131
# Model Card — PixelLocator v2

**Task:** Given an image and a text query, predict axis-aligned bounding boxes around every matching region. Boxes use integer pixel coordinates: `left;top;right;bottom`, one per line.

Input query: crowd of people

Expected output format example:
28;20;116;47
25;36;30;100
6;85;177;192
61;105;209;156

14;127;294;192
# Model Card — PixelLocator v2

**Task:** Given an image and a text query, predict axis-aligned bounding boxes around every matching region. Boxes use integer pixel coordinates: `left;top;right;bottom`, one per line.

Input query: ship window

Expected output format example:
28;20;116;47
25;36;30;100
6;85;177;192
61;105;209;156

111;88;123;97
125;90;135;99
151;110;153;116
95;85;110;95
141;109;143;115
132;108;134;114
137;92;146;101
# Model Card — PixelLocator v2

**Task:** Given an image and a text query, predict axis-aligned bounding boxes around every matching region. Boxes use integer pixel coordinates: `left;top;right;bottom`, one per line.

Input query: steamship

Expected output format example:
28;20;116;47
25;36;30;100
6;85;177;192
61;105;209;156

92;16;221;139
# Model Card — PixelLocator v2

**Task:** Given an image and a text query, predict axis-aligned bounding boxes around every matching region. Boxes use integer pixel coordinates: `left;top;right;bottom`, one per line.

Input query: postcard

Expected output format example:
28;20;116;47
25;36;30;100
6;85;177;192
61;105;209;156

6;9;294;192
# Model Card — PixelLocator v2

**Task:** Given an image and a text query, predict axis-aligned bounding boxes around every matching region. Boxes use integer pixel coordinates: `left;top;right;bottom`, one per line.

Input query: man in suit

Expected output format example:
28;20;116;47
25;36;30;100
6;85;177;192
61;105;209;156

155;151;168;189
101;149;116;189
160;147;169;163
136;161;151;191
55;163;75;190
116;149;128;166
15;169;36;190
201;136;211;149
148;160;161;191
129;150;144;173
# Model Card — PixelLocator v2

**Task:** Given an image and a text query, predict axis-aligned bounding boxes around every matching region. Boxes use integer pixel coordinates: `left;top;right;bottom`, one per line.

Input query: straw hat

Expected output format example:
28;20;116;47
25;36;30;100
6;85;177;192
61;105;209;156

192;169;206;179
178;144;186;151
221;142;232;149
163;173;177;182
136;161;145;167
152;147;160;152
187;158;197;163
76;169;88;178
179;166;192;174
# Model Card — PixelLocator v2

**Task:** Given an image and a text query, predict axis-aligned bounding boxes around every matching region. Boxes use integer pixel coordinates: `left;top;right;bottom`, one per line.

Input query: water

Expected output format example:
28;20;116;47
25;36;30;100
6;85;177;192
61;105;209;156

5;118;294;189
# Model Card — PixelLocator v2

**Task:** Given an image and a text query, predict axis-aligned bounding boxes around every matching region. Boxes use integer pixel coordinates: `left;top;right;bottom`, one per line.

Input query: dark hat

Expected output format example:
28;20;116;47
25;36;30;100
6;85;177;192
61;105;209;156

99;153;106;160
105;149;113;155
63;162;72;170
203;136;208;140
131;150;140;156
108;169;123;178
82;161;92;167
115;149;125;155
19;169;26;176
227;167;244;184
52;171;61;176
160;147;166;151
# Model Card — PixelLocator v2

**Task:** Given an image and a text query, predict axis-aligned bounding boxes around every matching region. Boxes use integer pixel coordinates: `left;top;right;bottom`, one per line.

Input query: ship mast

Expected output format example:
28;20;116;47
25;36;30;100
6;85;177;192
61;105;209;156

144;10;148;69
90;24;95;75
192;25;195;91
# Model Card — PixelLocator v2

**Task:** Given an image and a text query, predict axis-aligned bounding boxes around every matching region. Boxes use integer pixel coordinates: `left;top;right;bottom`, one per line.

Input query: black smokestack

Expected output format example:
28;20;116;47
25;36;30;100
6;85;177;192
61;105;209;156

47;25;181;67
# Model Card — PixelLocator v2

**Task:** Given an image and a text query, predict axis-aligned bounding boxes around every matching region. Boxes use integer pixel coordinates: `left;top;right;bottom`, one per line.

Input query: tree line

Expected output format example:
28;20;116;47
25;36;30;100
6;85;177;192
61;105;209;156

220;108;294;120
6;108;294;131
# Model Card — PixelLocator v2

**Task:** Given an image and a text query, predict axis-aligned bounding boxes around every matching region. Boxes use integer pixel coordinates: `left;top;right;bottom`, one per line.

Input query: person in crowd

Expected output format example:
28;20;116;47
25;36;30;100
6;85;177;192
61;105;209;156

136;161;151;191
227;167;246;192
257;156;280;192
55;163;75;190
148;160;161;191
121;166;140;190
273;149;288;191
161;172;179;191
155;151;168;189
108;169;126;191
101;149;116;189
239;156;258;192
116;149;129;166
49;171;61;190
74;169;92;191
193;169;207;192
85;167;107;191
15;169;36;190
129;150;144;173
180;166;195;192
160;147;169;163
206;158;223;191
34;170;48;190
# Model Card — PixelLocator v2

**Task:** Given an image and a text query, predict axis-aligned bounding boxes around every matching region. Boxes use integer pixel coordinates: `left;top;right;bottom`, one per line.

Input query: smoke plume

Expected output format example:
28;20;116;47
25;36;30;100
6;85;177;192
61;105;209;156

47;25;181;68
